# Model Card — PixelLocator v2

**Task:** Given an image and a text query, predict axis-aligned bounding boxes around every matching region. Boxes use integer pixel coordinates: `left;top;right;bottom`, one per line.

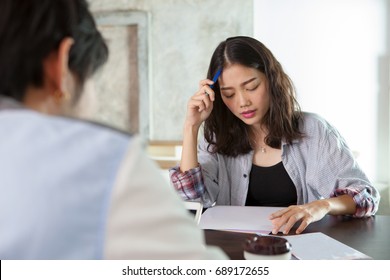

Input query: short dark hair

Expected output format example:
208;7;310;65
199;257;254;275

0;0;108;102
204;36;303;157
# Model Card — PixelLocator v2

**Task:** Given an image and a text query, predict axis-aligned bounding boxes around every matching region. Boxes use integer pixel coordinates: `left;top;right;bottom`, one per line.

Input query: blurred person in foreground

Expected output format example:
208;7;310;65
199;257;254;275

0;0;226;260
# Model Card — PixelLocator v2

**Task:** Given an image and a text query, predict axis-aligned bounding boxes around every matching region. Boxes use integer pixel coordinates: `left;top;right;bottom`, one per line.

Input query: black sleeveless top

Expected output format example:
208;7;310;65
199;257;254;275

245;161;297;207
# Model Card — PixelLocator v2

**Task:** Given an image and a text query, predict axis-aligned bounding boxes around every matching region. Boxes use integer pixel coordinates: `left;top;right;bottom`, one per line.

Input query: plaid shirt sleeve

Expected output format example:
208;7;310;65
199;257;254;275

169;165;205;200
332;186;377;217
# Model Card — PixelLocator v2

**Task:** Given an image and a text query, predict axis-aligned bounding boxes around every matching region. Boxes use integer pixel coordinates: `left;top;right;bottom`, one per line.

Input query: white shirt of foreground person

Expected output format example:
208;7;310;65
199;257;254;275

0;101;226;260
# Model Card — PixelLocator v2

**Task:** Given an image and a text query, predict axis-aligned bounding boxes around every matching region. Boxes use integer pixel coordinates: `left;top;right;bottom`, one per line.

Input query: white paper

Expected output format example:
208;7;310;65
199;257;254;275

199;205;284;233
284;233;372;260
200;206;372;260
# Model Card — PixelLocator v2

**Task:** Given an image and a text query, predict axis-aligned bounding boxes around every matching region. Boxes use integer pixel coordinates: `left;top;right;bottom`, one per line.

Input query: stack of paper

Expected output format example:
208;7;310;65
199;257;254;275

199;205;283;233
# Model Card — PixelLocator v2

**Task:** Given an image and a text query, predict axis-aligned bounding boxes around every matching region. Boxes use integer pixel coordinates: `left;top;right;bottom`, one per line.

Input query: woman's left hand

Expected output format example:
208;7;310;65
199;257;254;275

269;195;357;235
269;200;331;235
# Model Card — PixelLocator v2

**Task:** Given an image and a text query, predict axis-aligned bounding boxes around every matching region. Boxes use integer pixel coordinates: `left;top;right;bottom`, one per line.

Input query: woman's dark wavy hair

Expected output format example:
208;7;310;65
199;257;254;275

204;36;303;157
0;0;108;102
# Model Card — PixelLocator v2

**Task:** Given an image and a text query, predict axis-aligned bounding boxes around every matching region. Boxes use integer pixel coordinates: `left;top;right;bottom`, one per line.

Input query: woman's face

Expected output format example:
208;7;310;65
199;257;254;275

219;64;270;128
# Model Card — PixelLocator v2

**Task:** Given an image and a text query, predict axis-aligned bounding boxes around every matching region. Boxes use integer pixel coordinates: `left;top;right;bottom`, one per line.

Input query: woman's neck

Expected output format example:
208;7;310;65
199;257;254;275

24;86;63;115
250;125;268;147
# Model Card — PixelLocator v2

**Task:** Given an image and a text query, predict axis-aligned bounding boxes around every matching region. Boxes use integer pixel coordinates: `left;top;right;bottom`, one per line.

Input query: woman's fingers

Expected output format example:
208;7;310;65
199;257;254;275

190;86;215;111
188;99;206;112
185;79;217;126
198;80;216;101
269;208;290;220
203;88;215;102
269;205;320;235
198;78;215;88
295;219;311;234
282;212;304;234
269;206;312;234
189;95;208;112
271;212;294;234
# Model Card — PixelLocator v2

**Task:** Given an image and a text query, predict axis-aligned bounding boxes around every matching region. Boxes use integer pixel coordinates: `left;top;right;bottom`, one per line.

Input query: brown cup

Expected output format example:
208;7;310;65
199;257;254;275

244;235;292;260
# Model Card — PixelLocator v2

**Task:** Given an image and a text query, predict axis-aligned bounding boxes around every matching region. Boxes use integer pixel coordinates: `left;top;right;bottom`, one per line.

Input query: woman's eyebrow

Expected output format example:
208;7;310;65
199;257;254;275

220;77;257;90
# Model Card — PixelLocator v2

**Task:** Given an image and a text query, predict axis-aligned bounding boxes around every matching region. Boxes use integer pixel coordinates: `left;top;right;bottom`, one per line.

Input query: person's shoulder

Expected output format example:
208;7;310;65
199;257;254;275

4;109;134;147
52;114;132;141
301;111;326;124
66;116;131;138
300;112;334;133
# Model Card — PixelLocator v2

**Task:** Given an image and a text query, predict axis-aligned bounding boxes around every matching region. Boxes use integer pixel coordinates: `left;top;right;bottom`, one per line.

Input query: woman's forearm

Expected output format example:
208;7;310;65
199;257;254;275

180;123;200;172
326;194;356;216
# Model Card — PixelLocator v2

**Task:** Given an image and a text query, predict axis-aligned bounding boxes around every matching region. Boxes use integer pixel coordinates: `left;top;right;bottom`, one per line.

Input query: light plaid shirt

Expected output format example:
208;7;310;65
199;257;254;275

170;112;380;217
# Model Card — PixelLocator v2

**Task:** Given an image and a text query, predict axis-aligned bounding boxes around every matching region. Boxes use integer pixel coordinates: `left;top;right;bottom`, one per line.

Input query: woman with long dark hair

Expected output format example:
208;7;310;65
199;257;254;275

170;36;379;235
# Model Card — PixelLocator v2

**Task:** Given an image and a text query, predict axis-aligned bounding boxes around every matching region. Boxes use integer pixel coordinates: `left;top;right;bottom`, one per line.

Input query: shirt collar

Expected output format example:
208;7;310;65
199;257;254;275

0;96;26;110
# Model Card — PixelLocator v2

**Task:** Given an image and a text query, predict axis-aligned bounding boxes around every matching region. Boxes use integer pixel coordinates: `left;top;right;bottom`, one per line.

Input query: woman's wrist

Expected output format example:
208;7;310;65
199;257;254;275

183;121;201;135
180;122;201;172
326;195;356;216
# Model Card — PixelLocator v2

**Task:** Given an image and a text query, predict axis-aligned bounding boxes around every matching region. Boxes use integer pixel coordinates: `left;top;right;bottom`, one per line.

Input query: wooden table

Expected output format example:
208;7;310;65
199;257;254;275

204;215;390;260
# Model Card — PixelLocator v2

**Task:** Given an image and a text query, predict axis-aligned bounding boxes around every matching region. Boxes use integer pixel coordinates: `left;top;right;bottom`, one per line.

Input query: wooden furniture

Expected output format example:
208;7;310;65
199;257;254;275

204;215;390;260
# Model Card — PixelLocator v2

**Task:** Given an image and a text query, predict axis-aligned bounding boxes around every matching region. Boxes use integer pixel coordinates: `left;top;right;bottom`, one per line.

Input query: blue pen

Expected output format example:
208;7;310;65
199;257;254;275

210;68;222;89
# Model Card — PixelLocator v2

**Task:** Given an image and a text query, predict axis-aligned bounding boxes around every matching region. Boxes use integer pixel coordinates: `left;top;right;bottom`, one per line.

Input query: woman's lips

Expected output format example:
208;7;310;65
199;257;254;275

241;110;256;119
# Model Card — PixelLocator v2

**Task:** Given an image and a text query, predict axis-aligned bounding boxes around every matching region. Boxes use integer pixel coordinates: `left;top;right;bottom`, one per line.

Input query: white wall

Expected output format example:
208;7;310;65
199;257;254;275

89;0;253;140
254;0;389;185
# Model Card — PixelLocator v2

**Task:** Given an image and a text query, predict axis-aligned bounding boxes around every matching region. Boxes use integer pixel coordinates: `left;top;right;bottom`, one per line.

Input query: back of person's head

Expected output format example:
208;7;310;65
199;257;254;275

0;0;108;102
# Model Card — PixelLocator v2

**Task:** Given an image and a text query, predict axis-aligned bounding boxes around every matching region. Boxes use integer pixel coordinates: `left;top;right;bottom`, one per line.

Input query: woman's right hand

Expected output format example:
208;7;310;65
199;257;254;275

185;79;216;128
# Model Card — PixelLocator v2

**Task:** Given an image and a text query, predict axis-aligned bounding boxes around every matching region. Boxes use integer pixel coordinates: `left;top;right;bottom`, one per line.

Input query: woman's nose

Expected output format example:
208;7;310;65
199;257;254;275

239;92;251;108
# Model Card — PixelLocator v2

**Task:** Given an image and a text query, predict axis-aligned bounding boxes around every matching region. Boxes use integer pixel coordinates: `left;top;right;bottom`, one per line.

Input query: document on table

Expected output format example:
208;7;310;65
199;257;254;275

199;205;283;233
284;233;372;260
199;205;372;260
